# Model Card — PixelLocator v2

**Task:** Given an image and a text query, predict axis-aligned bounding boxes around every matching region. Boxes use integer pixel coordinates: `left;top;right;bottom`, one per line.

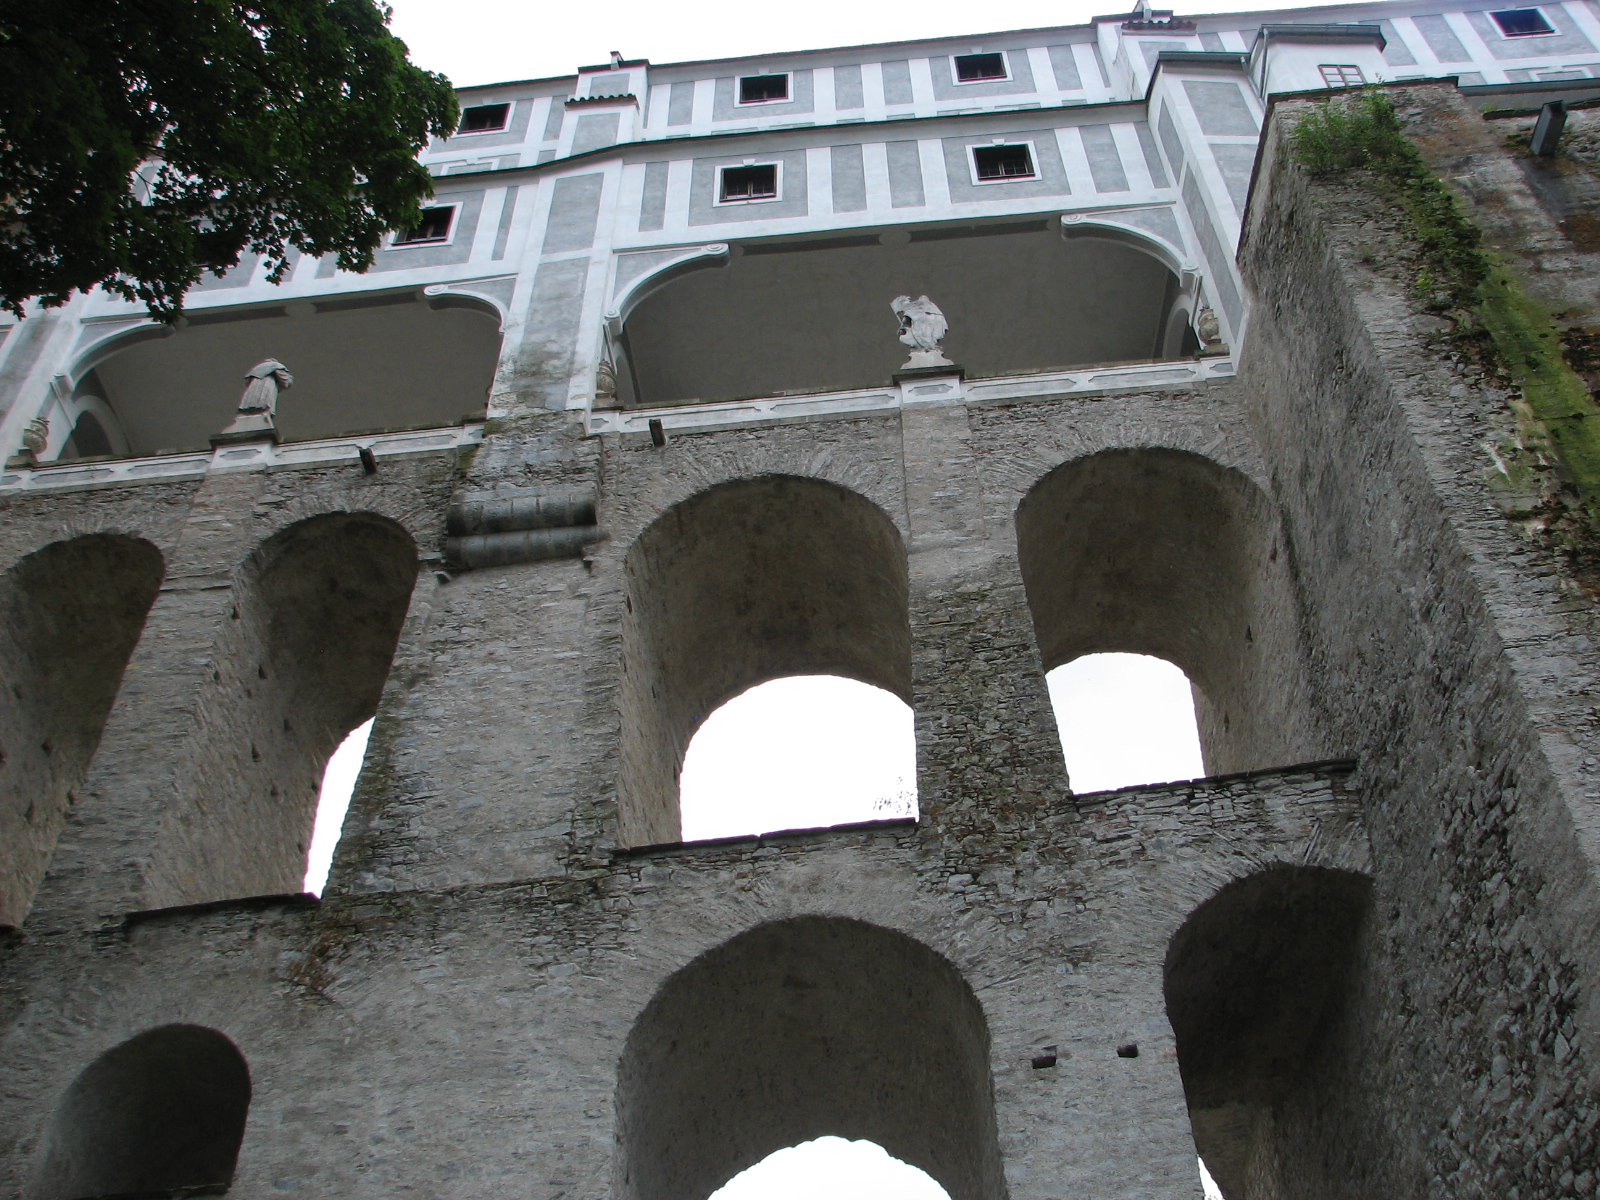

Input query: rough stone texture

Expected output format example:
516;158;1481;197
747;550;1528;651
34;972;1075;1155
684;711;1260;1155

1239;83;1600;1198
8;79;1600;1200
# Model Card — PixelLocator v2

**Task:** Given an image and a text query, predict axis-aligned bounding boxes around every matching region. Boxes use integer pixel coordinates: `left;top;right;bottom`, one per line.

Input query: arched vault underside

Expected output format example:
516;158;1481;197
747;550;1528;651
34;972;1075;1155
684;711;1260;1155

615;916;1003;1200
78;294;501;455
619;220;1181;406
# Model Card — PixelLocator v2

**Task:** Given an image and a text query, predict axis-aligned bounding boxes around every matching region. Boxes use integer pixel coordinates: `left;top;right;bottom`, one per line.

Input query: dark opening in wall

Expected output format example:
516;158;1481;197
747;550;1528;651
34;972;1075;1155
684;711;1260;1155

459;102;511;132
27;1024;251;1200
140;512;416;908
1490;7;1555;35
617;476;910;848
719;163;779;201
616;917;1002;1200
0;534;163;928
972;143;1036;181
1164;866;1372;1199
1014;448;1321;780
739;74;790;103
393;206;456;245
953;52;1008;81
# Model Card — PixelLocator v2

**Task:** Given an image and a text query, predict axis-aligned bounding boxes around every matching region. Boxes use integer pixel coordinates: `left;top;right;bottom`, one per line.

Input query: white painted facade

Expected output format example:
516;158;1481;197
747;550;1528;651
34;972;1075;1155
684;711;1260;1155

2;0;1598;484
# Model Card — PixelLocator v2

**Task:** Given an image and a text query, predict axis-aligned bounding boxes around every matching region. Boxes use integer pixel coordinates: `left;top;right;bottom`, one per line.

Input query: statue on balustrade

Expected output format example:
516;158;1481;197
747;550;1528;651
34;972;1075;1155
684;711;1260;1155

891;295;953;370
213;359;294;445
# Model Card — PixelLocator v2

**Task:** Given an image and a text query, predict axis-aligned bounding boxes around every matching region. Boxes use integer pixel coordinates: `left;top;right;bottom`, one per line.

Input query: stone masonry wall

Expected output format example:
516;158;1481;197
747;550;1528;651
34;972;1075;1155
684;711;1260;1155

1240;83;1600;1198
1;761;1362;1200
11;84;1600;1199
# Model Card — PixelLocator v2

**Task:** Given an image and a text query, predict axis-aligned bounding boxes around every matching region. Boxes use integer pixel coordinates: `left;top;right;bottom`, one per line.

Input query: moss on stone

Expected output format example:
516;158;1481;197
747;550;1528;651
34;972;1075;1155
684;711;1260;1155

1290;88;1487;307
1477;260;1600;521
1292;89;1600;526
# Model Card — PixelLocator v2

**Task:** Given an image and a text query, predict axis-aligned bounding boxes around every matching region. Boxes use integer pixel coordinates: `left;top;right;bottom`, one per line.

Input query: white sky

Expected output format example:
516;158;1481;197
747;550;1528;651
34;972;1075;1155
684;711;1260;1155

680;675;915;840
710;1138;949;1200
385;0;1347;87
303;717;372;895
1046;652;1205;792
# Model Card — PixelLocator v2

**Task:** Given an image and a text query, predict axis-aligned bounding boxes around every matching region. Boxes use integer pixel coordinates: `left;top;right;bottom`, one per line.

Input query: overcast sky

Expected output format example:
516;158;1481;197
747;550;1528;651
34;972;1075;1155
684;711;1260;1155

385;0;1342;87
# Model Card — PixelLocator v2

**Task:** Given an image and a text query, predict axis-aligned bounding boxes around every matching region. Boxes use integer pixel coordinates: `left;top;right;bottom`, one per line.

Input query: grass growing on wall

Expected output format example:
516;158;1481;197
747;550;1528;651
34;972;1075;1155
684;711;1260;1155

1290;87;1600;529
1291;88;1487;306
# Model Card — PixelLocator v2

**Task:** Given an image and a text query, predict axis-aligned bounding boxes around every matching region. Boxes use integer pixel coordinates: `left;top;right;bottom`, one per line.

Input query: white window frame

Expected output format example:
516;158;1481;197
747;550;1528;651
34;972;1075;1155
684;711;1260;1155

968;139;1039;185
714;161;784;205
1489;7;1558;37
1318;63;1367;87
735;72;794;106
951;51;1012;85
388;202;462;248
455;102;513;135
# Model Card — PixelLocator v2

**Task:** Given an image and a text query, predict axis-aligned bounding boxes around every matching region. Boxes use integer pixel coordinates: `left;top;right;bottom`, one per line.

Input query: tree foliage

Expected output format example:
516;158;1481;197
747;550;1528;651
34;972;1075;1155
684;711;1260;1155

0;0;459;320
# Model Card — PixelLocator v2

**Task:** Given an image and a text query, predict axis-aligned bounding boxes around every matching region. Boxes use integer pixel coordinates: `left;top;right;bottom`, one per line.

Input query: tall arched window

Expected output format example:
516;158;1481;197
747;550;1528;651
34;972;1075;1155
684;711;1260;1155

617;918;1002;1200
28;1024;251;1200
1015;448;1321;782
1165;866;1372;1199
618;476;911;847
141;512;416;908
0;534;163;928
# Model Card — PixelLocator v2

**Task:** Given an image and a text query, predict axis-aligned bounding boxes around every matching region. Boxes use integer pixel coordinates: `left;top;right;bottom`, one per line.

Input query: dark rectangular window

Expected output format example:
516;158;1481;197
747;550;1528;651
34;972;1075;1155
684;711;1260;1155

1318;64;1366;87
739;74;790;104
972;144;1035;181
393;207;454;245
719;163;779;201
459;103;511;133
954;52;1008;82
1491;8;1555;35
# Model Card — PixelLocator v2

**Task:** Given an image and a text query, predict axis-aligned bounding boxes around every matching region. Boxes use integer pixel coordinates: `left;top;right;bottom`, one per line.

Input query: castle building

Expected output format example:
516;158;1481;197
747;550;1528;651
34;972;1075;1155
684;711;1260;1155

4;1;1600;1196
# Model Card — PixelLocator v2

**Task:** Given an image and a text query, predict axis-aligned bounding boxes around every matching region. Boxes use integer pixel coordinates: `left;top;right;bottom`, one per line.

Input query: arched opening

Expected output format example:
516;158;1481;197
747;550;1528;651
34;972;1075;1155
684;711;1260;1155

616;917;1003;1200
27;1024;251;1200
1015;448;1316;780
679;675;915;841
1164;866;1372;1200
615;219;1190;407
0;535;164;928
709;1137;951;1200
141;513;416;908
618;476;911;847
57;294;500;457
1045;652;1204;792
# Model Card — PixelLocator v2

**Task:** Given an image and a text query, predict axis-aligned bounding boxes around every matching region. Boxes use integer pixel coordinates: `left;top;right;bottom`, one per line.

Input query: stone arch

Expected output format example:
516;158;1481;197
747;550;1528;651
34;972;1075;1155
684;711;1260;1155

141;511;417;908
616;916;1004;1200
1164;865;1373;1200
617;475;911;847
0;534;164;928
1014;446;1318;777
27;1024;251;1200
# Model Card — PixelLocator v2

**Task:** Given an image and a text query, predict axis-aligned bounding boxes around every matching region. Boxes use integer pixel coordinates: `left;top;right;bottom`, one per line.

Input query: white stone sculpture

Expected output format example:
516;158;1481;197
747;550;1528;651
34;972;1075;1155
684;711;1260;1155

1196;307;1223;350
892;295;954;370
214;359;293;443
